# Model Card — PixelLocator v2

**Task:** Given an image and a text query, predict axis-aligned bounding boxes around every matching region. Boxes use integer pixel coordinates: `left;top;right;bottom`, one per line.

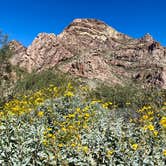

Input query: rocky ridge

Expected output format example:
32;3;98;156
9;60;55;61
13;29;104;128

9;18;166;88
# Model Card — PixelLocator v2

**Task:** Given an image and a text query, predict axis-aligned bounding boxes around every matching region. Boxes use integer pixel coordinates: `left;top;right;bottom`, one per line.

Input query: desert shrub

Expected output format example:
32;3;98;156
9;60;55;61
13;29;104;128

0;83;166;165
13;69;80;95
89;83;166;109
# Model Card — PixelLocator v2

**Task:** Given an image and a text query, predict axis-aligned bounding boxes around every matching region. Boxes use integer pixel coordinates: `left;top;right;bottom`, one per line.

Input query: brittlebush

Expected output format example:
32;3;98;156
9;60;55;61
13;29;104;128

0;83;165;165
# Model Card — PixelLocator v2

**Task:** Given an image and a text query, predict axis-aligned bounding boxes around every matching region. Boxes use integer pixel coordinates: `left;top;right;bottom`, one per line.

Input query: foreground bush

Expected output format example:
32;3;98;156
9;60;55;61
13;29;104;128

0;84;166;165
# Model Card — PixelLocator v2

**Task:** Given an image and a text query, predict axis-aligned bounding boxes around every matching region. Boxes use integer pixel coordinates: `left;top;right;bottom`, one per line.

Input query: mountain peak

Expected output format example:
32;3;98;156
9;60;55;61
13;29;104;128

36;32;56;39
142;33;154;42
72;18;110;26
8;18;166;88
59;18;121;40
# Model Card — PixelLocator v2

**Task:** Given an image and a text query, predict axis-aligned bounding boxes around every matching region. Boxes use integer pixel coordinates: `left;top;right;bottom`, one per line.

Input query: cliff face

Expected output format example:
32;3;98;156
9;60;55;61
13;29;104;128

9;18;166;88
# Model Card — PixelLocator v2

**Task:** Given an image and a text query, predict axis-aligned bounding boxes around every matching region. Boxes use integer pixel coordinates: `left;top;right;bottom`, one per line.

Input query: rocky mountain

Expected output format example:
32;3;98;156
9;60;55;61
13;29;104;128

8;18;166;88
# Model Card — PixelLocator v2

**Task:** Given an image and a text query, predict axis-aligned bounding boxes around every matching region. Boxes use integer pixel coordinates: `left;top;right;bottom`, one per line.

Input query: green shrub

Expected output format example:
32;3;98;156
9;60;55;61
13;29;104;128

89;83;166;109
13;69;80;95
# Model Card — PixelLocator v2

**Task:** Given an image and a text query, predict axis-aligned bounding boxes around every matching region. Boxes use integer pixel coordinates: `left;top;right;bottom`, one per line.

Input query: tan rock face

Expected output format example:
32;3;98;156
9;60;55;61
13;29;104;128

58;18;131;54
9;18;166;88
9;33;73;72
9;40;29;70
26;33;73;72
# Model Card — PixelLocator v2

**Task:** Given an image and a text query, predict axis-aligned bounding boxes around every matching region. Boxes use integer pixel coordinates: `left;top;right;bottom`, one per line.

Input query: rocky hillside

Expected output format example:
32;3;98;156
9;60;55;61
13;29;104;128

8;18;166;88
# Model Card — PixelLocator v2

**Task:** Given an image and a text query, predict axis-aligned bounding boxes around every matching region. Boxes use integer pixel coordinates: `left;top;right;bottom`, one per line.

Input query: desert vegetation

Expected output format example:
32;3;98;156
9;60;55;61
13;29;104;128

0;74;166;165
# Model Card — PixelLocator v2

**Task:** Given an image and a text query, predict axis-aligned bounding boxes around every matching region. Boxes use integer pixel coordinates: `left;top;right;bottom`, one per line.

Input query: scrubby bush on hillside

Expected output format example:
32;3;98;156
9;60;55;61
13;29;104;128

89;84;166;109
13;70;80;94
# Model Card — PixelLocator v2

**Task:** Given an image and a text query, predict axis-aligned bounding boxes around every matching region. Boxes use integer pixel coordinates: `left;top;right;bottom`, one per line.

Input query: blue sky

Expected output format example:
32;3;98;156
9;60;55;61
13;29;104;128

0;0;166;46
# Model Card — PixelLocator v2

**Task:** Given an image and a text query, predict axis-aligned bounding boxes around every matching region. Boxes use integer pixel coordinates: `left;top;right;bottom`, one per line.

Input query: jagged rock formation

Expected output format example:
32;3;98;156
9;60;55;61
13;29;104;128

9;18;166;88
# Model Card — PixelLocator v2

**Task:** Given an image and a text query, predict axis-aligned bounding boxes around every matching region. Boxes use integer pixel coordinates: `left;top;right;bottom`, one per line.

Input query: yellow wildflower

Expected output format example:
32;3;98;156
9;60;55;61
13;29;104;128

153;130;158;136
58;144;63;148
67;82;73;89
142;115;149;120
42;139;48;146
84;113;90;118
37;111;44;117
163;150;166;156
35;98;44;105
47;133;55;139
64;91;74;97
107;150;114;156
149;117;154;121
108;102;113;105
0;111;4;117
147;124;155;131
160;116;166;128
68;114;75;118
90;100;101;105
61;127;67;132
102;103;109;109
131;144;138;151
53;86;58;92
147;111;153;116
82;106;89;112
71;143;76;147
43;131;47;135
68;125;74;130
147;106;152;109
82;146;89;154
47;127;52;131
12;105;20;112
77;121;81;125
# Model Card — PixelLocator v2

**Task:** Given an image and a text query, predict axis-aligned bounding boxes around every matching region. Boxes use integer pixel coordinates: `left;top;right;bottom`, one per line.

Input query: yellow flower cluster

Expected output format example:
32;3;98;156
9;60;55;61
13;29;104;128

137;105;156;123
102;102;113;109
3;85;59;116
163;149;166;156
64;83;75;97
131;143;138;151
137;105;152;113
37;111;44;117
160;116;166;128
90;100;102;105
106;149;114;156
42;104;94;152
135;101;166;142
143;124;155;131
64;91;74;97
4;99;31;115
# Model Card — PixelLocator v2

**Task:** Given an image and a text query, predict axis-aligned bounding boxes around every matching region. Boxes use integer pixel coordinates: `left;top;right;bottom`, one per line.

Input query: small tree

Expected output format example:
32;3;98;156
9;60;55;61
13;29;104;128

0;30;11;63
0;30;8;46
0;30;13;105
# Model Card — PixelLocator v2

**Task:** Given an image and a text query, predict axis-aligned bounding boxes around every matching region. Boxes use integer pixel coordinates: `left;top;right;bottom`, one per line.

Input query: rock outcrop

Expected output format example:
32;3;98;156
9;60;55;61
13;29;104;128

9;18;166;88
